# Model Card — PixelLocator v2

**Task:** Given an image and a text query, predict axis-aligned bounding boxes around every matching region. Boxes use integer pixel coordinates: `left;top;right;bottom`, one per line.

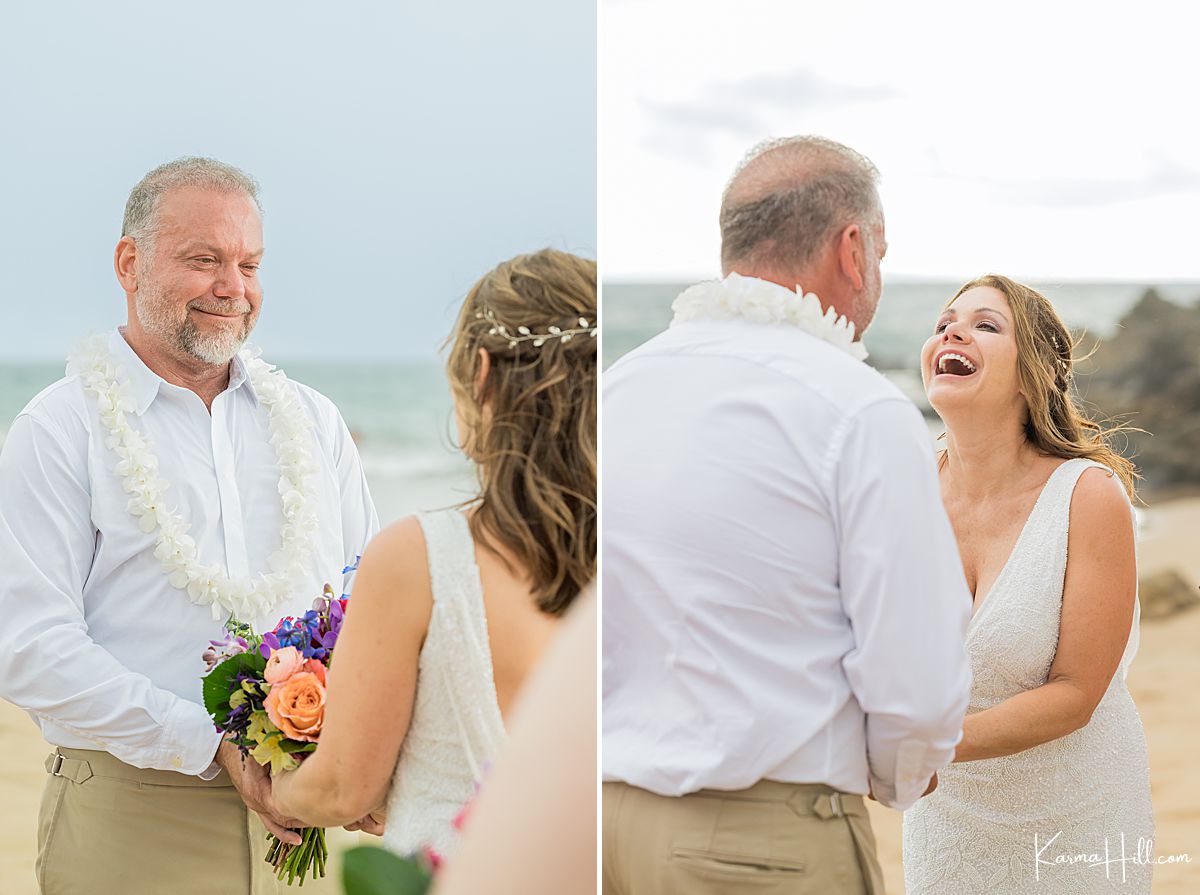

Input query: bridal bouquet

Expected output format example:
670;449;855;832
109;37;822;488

202;573;353;885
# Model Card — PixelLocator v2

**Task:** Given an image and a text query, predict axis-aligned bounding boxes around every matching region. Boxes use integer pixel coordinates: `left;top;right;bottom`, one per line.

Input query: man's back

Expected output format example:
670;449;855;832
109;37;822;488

603;316;972;808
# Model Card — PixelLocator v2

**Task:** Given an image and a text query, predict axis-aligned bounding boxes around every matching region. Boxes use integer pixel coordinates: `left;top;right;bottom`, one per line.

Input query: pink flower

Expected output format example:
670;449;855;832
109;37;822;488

452;801;473;832
422;845;444;873
264;646;305;684
264;671;326;742
303;657;328;686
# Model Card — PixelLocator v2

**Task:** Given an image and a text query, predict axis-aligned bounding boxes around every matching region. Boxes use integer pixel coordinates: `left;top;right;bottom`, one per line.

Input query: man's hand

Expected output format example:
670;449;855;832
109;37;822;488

344;810;387;836
215;739;305;845
922;772;938;796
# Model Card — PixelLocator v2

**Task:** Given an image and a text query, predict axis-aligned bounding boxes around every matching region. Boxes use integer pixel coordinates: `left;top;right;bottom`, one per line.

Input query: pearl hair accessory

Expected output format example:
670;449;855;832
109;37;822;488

475;307;597;349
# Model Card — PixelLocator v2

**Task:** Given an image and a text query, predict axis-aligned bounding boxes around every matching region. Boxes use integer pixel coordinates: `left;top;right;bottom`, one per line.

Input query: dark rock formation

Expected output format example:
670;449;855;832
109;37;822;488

1078;289;1200;493
1138;570;1200;621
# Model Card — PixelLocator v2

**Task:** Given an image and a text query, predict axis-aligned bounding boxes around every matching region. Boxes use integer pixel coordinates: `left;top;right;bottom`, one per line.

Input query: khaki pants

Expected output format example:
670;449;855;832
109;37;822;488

36;748;337;895
603;780;886;895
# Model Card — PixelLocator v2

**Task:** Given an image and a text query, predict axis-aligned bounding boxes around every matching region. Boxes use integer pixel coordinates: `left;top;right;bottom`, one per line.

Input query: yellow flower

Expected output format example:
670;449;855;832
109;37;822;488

246;712;299;774
250;734;300;775
248;711;281;744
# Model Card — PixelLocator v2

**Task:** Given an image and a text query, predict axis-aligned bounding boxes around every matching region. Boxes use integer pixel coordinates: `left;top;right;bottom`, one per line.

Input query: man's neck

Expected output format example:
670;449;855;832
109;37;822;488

120;325;231;412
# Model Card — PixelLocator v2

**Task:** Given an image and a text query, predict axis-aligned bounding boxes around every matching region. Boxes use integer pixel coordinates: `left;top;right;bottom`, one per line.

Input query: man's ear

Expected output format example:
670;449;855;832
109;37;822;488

835;224;865;291
115;236;140;295
474;347;492;401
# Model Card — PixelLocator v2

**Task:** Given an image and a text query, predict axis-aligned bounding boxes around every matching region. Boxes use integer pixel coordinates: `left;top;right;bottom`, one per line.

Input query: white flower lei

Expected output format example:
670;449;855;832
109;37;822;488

67;334;320;622
670;273;868;361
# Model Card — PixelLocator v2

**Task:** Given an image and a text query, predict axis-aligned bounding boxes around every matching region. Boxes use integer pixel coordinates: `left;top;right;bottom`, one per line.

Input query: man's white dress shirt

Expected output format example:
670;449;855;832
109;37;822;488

0;329;379;775
602;313;973;811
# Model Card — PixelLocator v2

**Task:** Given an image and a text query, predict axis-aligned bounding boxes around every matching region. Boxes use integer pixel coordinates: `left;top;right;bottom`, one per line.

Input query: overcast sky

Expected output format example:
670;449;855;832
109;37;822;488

602;0;1200;283
0;0;595;361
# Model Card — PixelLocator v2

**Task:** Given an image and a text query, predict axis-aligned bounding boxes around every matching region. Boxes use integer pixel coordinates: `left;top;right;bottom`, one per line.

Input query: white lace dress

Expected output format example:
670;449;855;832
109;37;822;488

903;459;1154;893
382;508;506;858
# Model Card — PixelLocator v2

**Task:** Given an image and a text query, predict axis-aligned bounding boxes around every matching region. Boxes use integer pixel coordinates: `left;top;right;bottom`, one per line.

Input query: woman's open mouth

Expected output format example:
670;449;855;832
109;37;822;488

935;351;977;377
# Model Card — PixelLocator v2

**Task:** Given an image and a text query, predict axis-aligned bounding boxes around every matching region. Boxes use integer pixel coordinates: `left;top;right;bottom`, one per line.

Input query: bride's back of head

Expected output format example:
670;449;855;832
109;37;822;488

446;249;597;616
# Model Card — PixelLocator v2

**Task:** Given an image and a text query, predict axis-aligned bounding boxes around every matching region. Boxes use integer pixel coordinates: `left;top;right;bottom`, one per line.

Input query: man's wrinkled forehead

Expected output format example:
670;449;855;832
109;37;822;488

152;188;263;247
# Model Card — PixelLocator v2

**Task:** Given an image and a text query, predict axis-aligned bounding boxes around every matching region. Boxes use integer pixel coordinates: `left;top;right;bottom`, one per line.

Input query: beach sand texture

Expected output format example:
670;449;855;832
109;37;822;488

1;500;1198;893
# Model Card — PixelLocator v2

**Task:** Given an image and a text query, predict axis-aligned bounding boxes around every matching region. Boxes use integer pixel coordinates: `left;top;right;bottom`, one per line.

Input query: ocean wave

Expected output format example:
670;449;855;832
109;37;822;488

359;450;471;479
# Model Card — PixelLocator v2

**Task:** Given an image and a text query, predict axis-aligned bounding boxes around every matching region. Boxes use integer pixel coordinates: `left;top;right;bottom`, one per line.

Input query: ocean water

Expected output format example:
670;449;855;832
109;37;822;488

0;360;475;526
604;279;1200;412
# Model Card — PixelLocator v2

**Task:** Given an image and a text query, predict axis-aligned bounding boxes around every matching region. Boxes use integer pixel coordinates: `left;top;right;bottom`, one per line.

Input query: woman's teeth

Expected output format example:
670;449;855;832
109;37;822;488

937;353;977;375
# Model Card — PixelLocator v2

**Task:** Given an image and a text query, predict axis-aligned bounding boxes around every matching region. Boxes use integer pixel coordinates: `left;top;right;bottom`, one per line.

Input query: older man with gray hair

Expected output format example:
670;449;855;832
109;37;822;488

602;136;973;894
0;157;379;893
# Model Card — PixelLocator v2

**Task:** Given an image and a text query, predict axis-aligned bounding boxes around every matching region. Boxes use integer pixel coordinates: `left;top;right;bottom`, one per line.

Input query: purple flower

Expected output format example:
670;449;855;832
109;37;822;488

202;632;250;673
260;630;282;659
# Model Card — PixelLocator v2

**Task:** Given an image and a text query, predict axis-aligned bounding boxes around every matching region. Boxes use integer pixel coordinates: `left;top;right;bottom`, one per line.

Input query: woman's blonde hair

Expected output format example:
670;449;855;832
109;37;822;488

943;274;1140;499
446;249;597;615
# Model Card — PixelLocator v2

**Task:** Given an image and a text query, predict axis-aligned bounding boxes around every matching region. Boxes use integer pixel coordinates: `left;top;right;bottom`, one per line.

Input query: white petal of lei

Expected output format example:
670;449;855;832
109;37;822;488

67;334;319;621
669;273;869;361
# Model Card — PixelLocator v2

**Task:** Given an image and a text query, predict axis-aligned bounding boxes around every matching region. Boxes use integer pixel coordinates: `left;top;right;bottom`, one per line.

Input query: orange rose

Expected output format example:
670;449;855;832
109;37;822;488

264;671;326;742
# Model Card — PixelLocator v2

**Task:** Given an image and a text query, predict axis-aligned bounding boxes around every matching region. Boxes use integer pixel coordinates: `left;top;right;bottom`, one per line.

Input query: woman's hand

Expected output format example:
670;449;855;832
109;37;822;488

343;810;387;836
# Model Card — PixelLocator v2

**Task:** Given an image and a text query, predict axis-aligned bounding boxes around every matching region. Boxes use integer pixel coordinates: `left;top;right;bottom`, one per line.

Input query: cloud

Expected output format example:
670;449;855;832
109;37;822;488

639;67;898;164
715;68;897;109
931;150;1200;207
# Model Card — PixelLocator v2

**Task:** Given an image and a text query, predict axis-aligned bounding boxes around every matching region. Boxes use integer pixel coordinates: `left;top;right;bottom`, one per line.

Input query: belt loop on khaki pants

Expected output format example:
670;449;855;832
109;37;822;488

809;791;845;819
44;750;94;784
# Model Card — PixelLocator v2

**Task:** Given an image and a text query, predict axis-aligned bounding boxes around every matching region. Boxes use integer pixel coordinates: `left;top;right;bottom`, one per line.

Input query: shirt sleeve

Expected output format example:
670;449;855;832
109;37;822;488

328;407;380;594
0;412;222;774
833;397;973;810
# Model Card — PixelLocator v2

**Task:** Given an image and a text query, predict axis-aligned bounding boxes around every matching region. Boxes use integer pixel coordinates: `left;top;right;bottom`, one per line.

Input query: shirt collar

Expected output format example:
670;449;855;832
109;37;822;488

108;327;260;415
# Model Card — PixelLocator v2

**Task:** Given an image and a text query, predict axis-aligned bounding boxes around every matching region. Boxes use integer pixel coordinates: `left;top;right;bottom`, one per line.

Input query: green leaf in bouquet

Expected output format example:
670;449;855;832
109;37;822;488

342;845;432;895
280;739;318;755
202;651;267;724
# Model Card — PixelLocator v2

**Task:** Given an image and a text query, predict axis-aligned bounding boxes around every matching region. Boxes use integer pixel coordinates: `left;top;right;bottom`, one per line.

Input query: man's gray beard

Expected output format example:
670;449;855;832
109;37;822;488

135;287;255;365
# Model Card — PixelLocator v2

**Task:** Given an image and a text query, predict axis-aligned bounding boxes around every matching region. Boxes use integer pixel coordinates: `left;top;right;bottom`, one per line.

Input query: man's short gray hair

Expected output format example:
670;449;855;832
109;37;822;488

719;136;881;276
122;156;262;254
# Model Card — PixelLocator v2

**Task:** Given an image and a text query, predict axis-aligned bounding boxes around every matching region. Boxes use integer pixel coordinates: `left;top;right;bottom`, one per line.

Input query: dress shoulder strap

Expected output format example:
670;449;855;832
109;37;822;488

415;507;481;609
414;507;505;780
1009;458;1115;593
1043;458;1124;521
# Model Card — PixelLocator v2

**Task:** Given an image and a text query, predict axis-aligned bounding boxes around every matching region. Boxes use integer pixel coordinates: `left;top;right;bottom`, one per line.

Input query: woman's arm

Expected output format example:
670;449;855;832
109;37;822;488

953;467;1137;763
271;517;432;826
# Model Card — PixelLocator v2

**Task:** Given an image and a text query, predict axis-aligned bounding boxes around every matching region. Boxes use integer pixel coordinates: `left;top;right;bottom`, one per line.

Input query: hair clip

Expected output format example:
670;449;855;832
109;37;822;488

475;307;597;349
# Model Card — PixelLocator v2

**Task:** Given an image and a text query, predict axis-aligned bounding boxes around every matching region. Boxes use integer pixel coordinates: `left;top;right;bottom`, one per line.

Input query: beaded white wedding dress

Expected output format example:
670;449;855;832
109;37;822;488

382;508;506;858
903;459;1154;893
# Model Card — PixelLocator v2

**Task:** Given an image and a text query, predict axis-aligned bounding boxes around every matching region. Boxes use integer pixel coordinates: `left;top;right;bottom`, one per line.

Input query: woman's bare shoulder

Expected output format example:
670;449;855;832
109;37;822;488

1068;464;1134;546
351;516;433;615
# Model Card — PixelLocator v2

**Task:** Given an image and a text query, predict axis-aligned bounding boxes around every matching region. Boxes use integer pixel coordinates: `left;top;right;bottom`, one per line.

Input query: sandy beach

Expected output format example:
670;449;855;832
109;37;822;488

2;500;1198;893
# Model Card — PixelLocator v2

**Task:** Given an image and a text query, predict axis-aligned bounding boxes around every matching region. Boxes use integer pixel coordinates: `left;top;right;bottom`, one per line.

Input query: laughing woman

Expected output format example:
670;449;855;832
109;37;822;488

270;249;597;857
902;275;1154;894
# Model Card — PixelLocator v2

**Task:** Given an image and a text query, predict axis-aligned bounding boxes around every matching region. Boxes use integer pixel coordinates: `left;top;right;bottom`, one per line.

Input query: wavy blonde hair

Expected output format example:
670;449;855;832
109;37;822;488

446;249;597;615
942;274;1140;499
